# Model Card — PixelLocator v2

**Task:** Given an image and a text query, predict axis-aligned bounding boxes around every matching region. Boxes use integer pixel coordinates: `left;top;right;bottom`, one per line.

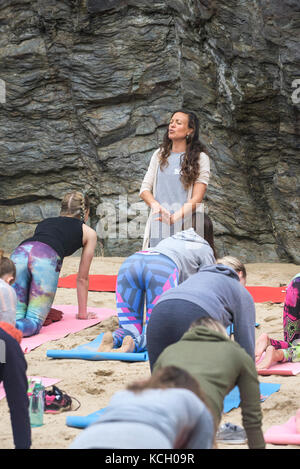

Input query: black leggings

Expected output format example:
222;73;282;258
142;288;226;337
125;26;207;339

146;299;208;371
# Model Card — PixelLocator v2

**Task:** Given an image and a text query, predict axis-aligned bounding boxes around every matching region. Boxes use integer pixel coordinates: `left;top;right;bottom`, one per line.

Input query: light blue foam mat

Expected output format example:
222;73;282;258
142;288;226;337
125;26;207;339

66;382;281;429
46;332;148;362
223;382;281;413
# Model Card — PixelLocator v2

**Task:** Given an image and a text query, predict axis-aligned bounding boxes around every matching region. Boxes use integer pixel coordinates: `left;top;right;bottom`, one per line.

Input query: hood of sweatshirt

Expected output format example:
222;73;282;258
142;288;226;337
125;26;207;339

197;263;240;281
171;228;209;246
182;325;231;343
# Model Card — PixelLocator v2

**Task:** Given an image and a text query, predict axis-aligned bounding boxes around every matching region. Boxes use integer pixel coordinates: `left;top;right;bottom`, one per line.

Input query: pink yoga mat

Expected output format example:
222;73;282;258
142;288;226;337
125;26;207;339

264;416;300;445
0;376;61;401
258;361;300;376
20;305;117;354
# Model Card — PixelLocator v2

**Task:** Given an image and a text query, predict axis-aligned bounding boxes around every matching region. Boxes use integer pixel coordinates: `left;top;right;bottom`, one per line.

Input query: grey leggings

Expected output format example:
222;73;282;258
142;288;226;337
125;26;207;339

146;299;208;371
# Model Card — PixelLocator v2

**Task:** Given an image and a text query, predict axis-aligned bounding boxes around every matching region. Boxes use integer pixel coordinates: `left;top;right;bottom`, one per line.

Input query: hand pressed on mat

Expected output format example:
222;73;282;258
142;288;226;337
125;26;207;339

43;308;64;327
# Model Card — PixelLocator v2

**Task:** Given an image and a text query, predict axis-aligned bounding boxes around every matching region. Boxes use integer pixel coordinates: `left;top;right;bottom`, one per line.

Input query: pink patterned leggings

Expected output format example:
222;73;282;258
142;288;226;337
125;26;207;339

270;276;300;349
113;252;179;353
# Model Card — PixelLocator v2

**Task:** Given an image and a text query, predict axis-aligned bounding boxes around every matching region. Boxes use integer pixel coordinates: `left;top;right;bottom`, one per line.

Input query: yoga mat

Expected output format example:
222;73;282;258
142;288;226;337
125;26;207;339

227;322;259;336
20;305;116;354
246;286;286;303
264;416;300;445
0;376;61;401
66;408;107;429
223;382;281;413
58;276;287;303
58;274;117;292
47;332;148;362
258;361;300;376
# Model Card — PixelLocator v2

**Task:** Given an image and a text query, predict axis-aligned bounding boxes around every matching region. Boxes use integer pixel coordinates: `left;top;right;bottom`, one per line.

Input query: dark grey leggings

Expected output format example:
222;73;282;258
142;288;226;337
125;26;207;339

146;299;208;371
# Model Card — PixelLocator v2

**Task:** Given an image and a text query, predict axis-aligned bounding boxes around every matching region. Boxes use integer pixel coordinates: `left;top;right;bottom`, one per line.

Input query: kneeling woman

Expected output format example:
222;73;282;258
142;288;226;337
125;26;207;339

146;256;256;370
10;191;97;337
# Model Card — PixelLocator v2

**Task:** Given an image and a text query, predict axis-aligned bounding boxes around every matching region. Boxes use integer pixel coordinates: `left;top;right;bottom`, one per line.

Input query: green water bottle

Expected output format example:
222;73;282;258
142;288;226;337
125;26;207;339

29;380;45;427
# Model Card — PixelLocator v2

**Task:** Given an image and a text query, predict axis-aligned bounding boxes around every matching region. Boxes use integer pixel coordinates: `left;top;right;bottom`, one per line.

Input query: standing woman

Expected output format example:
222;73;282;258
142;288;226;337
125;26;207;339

10;191;97;337
140;110;210;248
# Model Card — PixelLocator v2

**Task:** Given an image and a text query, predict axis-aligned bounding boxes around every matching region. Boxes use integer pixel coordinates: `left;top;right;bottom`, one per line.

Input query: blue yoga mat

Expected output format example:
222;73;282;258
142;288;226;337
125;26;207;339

46;324;258;360
223;382;280;413
66;409;107;429
226;323;260;336
46;332;149;362
66;382;280;429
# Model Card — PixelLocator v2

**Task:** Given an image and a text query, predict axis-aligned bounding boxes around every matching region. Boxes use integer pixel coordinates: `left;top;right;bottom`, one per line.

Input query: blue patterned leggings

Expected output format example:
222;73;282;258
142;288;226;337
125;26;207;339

113;252;179;352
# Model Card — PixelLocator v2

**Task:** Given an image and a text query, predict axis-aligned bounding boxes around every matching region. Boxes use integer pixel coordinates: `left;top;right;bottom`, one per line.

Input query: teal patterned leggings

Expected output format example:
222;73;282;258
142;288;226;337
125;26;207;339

11;241;62;337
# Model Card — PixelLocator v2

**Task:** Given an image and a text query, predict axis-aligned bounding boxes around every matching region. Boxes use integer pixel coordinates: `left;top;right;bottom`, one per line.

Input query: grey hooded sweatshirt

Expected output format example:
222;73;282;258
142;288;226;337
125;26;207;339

69;387;214;449
148;228;215;283
155;264;256;359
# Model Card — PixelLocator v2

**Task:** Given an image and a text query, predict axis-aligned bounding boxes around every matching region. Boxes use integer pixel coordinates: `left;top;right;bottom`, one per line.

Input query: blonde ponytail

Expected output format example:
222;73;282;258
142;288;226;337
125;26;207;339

216;256;247;280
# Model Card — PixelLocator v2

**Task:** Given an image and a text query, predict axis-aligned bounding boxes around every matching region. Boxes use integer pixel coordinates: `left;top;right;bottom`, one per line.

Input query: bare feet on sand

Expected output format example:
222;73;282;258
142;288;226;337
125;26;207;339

76;312;98;320
98;333;135;353
98;331;114;352
116;336;135;353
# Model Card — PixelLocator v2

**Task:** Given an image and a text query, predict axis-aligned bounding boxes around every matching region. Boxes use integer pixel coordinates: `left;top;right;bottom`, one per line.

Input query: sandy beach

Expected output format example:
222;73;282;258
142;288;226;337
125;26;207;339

0;257;300;450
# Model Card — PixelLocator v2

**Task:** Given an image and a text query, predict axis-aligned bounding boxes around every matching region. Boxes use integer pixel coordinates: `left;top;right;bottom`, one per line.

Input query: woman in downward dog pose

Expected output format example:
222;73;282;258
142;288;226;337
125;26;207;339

98;214;216;354
10;191;97;337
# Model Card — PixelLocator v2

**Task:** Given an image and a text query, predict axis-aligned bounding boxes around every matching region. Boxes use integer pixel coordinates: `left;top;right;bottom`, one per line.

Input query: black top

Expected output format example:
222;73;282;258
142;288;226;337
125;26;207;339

22;216;84;260
0;328;31;449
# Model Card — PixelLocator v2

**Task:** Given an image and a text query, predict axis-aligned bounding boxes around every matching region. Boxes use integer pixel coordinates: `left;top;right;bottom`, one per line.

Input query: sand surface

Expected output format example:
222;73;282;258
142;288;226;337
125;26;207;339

1;258;300;450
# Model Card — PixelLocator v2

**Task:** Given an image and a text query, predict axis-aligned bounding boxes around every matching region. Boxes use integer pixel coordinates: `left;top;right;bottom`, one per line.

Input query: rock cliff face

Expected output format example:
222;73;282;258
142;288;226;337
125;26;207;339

0;0;299;261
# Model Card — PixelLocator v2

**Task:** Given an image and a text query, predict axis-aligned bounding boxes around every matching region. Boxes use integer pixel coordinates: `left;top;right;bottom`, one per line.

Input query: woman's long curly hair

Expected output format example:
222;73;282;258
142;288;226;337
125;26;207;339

159;109;208;190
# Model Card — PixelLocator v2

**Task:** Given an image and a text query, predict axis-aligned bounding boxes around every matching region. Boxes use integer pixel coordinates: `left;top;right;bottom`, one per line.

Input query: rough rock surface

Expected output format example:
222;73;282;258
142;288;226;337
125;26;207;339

0;0;299;261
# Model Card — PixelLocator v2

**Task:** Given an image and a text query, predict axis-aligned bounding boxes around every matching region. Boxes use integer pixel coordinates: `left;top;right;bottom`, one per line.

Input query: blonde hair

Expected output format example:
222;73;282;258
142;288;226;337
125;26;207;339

216;255;246;280
189;317;228;337
60;191;90;222
0;250;16;281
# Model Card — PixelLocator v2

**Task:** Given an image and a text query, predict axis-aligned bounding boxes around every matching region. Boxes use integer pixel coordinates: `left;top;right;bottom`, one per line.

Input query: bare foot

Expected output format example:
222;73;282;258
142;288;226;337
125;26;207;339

295;409;300;433
116;335;135;353
76;312;98;320
255;333;270;363
98;331;114;352
256;345;277;370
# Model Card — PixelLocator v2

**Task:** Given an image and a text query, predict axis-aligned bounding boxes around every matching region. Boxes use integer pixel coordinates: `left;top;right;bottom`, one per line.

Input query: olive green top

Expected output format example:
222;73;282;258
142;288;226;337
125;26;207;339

154;326;265;449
